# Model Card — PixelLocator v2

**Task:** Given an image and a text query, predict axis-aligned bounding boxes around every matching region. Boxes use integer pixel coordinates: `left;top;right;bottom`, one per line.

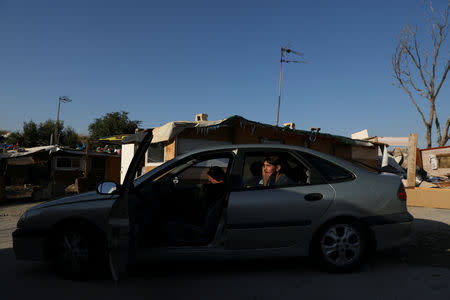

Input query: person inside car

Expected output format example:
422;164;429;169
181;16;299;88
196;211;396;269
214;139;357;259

201;166;227;210
272;157;296;186
261;156;276;186
258;156;295;186
164;166;227;246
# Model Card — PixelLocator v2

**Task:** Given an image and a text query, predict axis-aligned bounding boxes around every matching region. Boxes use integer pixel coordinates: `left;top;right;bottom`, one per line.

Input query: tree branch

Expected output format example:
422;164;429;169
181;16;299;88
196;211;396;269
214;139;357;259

393;46;429;126
431;2;449;96
435;60;450;97
403;28;432;97
407;69;429;98
442;116;450;146
434;106;443;145
400;80;429;126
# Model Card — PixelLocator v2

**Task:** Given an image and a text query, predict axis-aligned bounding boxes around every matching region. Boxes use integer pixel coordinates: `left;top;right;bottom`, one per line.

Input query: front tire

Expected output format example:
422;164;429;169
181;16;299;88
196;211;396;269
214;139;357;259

315;222;367;272
52;226;106;280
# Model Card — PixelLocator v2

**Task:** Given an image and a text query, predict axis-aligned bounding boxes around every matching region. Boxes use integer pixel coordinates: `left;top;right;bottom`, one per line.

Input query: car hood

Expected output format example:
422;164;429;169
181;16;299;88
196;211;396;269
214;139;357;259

29;191;119;211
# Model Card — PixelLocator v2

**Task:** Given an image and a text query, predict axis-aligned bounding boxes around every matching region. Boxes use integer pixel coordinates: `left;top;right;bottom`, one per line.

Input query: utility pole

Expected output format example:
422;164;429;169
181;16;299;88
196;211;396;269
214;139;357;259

54;96;72;145
276;47;305;127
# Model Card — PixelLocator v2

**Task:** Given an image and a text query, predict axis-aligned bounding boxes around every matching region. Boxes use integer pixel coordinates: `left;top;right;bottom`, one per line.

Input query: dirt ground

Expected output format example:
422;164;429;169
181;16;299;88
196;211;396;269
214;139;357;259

0;200;45;249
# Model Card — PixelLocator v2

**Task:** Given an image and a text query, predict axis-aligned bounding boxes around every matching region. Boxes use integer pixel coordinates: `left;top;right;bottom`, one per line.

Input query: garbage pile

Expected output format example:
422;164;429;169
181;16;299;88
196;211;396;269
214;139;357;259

386;147;450;188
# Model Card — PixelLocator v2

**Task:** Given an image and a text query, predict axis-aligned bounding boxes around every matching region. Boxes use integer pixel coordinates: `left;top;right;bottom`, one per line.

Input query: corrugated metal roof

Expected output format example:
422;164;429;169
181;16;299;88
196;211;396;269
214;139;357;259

123;115;376;147
0;145;57;159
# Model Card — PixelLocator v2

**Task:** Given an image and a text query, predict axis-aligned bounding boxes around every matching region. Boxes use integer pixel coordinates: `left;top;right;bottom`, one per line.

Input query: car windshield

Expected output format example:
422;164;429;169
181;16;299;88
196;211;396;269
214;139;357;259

133;157;180;186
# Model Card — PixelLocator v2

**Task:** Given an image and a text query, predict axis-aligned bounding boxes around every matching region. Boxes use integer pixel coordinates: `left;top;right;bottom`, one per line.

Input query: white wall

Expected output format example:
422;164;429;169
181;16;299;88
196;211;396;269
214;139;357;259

120;143;138;184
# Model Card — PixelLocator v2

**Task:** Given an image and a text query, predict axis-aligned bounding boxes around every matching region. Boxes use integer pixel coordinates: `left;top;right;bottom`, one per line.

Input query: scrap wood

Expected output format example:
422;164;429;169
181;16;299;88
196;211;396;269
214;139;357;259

434;181;450;188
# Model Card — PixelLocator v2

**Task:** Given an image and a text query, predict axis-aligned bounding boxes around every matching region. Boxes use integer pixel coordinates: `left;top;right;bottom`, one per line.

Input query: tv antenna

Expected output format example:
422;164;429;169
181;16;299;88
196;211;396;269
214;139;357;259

276;47;305;126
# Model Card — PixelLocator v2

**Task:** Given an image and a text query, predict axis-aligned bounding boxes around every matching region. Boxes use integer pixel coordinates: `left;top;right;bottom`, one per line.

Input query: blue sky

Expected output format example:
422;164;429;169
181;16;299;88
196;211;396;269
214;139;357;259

1;0;449;147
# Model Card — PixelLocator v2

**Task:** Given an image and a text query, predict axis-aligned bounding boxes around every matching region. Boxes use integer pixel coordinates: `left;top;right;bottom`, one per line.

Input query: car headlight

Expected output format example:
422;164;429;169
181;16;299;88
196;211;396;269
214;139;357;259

17;211;28;228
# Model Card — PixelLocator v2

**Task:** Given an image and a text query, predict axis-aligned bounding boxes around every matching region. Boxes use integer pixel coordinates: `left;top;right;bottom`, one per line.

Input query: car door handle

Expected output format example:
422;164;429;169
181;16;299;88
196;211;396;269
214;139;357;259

304;193;323;201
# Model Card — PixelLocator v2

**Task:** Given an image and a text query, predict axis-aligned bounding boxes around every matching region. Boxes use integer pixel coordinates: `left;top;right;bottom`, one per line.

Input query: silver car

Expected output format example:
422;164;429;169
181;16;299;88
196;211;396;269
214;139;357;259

13;132;412;280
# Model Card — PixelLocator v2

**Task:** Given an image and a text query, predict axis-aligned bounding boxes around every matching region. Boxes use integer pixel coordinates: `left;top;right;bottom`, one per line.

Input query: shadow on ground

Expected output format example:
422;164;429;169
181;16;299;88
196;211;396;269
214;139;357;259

130;256;317;280
374;218;450;269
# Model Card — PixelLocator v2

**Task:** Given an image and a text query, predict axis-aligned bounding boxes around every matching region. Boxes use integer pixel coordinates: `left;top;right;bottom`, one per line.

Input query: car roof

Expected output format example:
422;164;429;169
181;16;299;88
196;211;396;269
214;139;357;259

178;143;319;156
175;143;336;164
173;143;367;174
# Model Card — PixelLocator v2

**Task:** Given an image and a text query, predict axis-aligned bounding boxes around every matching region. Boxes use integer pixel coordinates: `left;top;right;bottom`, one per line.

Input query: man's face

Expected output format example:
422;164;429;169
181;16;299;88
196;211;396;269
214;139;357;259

262;161;276;177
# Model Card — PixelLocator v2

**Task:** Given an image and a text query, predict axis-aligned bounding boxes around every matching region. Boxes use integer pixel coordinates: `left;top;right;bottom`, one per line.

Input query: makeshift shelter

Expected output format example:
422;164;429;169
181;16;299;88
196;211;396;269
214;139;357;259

121;115;380;183
0;146;56;201
50;148;120;196
0;146;120;201
419;146;450;179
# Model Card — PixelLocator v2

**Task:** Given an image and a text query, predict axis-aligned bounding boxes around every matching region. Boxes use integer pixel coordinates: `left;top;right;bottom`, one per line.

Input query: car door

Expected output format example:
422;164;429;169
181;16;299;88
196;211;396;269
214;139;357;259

224;149;335;249
133;152;235;248
107;131;153;283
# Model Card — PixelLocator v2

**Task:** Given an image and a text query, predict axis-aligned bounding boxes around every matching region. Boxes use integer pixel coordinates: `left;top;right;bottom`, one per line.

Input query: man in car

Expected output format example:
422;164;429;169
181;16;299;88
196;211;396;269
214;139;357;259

202;166;227;209
259;156;295;186
164;166;227;246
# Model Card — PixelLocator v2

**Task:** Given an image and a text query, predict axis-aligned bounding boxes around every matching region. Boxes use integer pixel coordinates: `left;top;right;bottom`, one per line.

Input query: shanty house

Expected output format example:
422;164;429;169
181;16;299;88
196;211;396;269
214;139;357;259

0;146;120;201
50;149;120;196
120;115;379;183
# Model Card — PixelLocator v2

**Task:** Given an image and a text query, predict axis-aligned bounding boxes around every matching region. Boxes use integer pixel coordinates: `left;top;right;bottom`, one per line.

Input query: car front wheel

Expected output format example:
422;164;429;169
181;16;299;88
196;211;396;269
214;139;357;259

316;222;367;272
52;226;106;280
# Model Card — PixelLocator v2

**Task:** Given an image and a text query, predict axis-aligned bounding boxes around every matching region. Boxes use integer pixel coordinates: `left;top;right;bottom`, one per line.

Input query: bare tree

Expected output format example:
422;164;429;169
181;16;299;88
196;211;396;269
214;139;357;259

393;0;450;147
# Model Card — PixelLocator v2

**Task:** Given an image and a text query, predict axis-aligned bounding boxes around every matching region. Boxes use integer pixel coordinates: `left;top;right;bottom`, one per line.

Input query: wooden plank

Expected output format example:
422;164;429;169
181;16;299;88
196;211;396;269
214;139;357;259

435;181;450;188
106;156;120;183
164;139;176;160
142;165;158;174
351;129;369;140
406;187;450;209
376;137;409;147
407;133;418;187
351;145;377;160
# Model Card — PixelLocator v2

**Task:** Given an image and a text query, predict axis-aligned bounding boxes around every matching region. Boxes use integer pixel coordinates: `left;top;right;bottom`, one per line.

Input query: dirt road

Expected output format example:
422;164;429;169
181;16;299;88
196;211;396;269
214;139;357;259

0;201;449;299
0;201;44;249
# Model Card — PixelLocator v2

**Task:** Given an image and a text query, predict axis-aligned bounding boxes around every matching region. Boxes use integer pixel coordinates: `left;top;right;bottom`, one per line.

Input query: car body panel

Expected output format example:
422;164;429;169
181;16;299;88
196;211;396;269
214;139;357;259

225;183;335;249
12;198;116;261
29;191;115;210
18;198;116;233
13;229;47;261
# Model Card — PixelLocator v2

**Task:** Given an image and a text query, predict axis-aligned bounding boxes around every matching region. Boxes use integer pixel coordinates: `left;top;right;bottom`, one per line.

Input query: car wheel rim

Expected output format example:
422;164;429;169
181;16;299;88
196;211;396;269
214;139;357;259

320;224;361;267
56;231;89;272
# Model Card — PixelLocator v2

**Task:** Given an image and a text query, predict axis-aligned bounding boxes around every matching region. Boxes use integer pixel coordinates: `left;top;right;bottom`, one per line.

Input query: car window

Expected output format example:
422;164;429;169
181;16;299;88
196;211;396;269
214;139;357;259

175;157;230;185
241;151;320;189
298;151;354;182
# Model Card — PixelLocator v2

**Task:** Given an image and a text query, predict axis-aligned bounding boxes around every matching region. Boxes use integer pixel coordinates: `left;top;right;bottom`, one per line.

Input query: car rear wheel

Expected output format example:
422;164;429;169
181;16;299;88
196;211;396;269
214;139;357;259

316;222;367;272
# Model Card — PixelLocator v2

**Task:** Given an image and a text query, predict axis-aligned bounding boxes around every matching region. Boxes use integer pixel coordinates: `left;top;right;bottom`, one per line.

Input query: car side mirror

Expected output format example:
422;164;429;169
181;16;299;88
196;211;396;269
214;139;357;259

97;181;119;195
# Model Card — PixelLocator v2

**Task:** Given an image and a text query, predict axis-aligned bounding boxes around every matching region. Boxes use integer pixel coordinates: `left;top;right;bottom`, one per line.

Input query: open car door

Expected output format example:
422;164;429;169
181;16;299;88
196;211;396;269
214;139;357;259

107;131;153;284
